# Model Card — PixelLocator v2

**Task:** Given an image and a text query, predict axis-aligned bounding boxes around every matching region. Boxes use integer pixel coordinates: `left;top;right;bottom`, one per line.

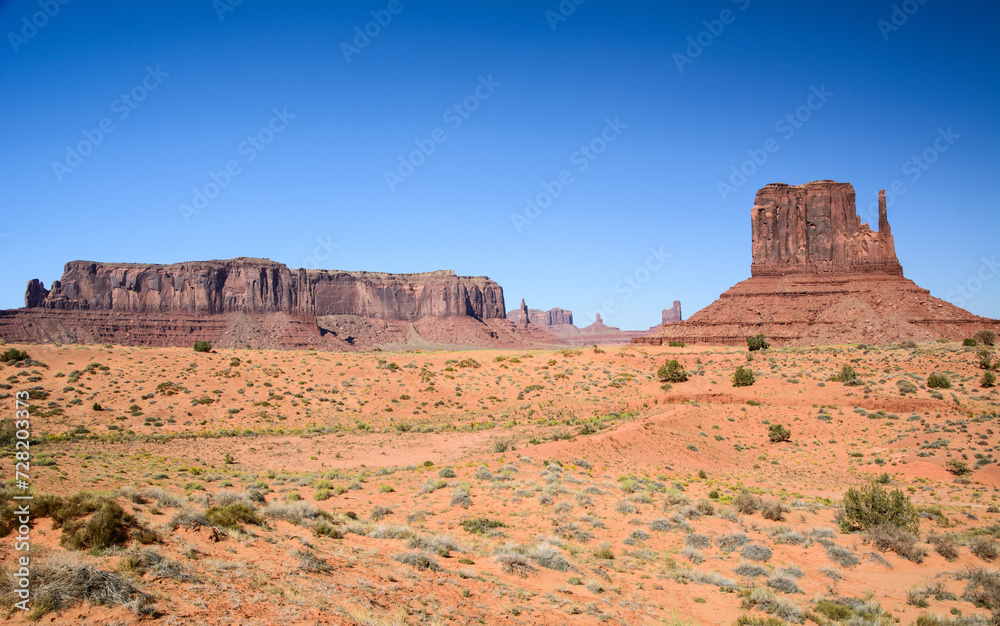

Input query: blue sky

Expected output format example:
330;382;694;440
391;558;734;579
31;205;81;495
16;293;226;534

1;0;997;328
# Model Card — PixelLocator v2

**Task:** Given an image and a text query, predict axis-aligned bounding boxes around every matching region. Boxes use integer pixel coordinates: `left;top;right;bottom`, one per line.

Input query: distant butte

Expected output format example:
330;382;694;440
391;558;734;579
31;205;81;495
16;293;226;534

636;181;999;346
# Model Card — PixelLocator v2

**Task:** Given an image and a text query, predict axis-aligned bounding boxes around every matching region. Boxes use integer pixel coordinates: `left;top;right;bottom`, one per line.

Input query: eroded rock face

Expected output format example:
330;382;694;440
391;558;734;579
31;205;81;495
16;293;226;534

507;306;573;326
636;180;998;347
750;181;902;276
662;301;682;324
25;258;506;321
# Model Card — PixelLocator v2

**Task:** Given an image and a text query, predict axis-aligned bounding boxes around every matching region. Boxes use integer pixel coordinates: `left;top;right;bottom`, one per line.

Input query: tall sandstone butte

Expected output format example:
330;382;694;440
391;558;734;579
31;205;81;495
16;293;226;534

750;181;902;276
636;181;998;346
662;301;682;324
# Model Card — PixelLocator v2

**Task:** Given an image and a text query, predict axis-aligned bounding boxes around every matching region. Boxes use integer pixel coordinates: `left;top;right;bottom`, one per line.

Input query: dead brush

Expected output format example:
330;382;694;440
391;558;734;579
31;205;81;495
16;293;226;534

1;553;155;619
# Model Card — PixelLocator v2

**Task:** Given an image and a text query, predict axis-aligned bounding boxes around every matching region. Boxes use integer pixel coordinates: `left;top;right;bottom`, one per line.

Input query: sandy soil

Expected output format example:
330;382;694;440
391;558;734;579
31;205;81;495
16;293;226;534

1;340;998;625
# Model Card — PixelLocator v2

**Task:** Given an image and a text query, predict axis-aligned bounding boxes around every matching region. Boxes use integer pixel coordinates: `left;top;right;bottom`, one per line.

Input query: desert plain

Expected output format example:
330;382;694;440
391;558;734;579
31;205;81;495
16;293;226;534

2;338;999;625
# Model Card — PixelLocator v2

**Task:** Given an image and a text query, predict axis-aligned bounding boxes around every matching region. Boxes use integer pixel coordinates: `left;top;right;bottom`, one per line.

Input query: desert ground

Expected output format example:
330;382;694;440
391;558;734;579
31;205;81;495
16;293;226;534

1;338;999;625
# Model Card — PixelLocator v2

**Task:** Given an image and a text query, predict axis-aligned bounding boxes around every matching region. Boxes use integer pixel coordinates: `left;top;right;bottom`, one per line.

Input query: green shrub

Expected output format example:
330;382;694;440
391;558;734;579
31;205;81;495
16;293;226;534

668;341;685;347
767;424;790;443
982;371;997;388
656;359;688;383
193;341;213;353
91;402;102;411
461;517;504;535
964;338;979;347
204;503;262;530
830;364;861;385
747;334;769;351
972;329;996;346
61;501;134;550
976;348;995;370
838;483;918;533
945;459;971;476
732;366;755;387
0;348;29;363
927;373;951;389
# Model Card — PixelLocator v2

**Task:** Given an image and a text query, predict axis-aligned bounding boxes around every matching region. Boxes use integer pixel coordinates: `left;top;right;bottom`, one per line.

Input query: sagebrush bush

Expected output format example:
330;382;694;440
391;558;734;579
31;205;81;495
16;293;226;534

864;524;927;563
732;366;755;387
977;348;996;370
969;536;999;561
926;372;951;389
734;491;762;515
742;543;772;562
928;534;959;561
204;502;261;531
982;371;997;388
761;500;786;522
838;483;918;533
768;424;791;443
657;359;688;383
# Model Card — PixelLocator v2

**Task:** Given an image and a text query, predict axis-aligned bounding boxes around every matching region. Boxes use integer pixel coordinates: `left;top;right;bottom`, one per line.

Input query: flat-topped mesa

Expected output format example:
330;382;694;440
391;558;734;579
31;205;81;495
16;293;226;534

26;258;506;321
750;181;903;276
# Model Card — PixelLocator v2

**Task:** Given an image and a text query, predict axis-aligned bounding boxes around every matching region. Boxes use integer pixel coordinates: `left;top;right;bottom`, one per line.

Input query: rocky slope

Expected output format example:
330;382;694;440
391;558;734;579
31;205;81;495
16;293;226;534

637;181;998;346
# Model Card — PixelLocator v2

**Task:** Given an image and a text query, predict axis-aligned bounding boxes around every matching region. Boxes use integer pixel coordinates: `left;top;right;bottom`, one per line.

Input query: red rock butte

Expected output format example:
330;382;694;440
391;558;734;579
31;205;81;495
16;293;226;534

636;180;999;347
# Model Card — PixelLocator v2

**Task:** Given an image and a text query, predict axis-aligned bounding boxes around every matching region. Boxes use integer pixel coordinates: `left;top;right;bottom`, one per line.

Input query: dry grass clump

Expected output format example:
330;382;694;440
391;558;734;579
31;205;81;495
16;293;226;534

928;534;960;561
1;553;155;619
734;491;763;515
392;551;442;572
527;542;571;571
864;524;928;563
969;536;999;561
118;548;192;581
494;552;536;578
264;500;322;524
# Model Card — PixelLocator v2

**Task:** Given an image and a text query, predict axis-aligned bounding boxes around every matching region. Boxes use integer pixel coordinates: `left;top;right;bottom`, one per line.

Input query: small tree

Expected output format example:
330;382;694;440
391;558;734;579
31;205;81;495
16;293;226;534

193;341;213;353
657;359;688;383
972;329;996;346
926;372;951;389
768;423;791;443
747;334;769;351
838;483;918;533
976;348;995;370
983;371;997;388
732;366;755;387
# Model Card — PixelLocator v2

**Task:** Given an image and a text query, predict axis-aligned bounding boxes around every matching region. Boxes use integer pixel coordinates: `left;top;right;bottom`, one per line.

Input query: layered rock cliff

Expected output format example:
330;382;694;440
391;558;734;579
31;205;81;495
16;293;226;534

750;181;902;276
638;181;997;347
26;258;506;321
507;306;573;327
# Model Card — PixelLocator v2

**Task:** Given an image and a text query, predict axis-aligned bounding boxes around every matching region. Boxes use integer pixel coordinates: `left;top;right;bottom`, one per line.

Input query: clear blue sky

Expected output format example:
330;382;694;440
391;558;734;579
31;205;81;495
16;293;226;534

1;0;998;328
